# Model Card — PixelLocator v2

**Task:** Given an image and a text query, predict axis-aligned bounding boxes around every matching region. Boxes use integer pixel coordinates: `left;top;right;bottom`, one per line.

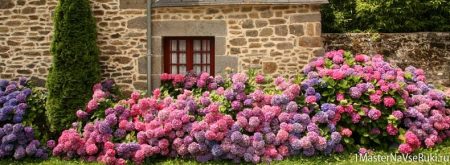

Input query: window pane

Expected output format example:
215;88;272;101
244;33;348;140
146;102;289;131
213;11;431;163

206;54;210;63
180;53;186;64
203;40;208;51
171;53;177;64
171;40;177;51
203;53;207;64
194;40;201;51
179;40;186;51
203;65;207;72
179;65;186;74
171;65;178;74
194;53;201;64
194;65;201;74
206;65;210;73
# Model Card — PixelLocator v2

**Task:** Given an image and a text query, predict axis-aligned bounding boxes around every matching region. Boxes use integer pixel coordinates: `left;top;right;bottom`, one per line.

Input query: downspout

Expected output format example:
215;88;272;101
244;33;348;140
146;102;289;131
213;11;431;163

146;0;152;96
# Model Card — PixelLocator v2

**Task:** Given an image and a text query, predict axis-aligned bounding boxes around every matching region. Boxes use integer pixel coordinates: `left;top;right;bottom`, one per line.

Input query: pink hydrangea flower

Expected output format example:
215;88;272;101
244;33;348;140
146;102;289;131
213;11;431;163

340;128;352;137
355;54;367;62
386;124;398;135
383;97;396;107
160;73;171;81
131;91;141;100
86;99;99;112
305;96;317;104
398;144;413;154
369;94;382;104
336;93;345;101
255;75;265;84
86;144;98;155
332;70;345;80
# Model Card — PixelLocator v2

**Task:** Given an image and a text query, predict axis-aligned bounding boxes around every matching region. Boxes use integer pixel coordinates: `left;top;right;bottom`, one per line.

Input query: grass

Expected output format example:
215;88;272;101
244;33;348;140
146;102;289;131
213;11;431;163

2;141;450;165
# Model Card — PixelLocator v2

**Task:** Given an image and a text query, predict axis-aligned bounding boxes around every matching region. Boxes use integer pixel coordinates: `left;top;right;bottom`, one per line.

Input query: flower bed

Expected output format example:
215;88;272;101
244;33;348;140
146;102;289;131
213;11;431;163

48;50;450;164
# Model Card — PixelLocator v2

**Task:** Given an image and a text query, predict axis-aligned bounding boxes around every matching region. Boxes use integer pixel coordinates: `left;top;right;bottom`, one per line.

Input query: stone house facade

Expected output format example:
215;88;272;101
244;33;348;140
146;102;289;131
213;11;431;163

0;0;328;93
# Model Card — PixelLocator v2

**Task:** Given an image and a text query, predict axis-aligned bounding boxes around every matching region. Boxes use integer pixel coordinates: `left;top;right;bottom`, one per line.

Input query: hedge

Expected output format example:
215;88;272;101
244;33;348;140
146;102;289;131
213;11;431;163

322;0;450;33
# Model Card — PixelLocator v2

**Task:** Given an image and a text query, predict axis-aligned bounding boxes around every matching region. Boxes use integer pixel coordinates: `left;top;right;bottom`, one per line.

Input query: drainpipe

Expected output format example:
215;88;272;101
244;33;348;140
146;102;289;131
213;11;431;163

146;0;152;96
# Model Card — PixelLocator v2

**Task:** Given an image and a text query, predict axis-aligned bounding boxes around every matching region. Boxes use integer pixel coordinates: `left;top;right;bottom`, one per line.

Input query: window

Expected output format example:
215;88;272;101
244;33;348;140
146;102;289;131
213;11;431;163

164;37;215;75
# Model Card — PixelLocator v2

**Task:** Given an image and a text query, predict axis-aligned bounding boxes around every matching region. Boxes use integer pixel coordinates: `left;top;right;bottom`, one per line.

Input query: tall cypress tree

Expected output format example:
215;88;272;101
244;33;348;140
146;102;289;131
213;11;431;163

46;0;100;131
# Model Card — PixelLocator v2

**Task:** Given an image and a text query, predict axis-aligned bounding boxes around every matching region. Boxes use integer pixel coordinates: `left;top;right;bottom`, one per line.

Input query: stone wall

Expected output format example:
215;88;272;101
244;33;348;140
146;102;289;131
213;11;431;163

323;33;450;87
145;4;324;88
1;1;324;92
0;0;147;92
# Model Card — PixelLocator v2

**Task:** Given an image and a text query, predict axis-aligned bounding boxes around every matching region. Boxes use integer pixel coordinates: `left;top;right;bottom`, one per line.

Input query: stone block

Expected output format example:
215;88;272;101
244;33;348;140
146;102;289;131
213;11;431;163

275;25;288;36
133;81;147;90
229;38;247;46
153;20;227;36
242;20;254;29
306;23;314;36
246;30;258;37
151;37;162;55
113;56;132;64
249;43;261;48
215;56;238;74
261;11;273;18
269;19;286;25
0;46;9;53
255;20;268;28
29;0;45;5
127;16;146;29
120;0;146;9
0;0;14;9
290;13;321;23
259;28;273;37
262;62;277;74
22;7;35;14
289;24;304;36
151;55;162;74
299;36;323;47
0;27;8;33
138;55;162;74
215;37;226;55
276;42;294;50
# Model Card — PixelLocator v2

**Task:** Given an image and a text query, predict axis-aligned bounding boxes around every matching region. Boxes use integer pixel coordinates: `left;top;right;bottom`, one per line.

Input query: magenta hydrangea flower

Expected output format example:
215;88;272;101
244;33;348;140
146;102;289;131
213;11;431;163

131;91;141;100
305;96;317;104
386;124;398;135
383;97;396;107
255;75;265;84
369;94;382;104
331;70;345;80
86;99;98;112
398;144;413;154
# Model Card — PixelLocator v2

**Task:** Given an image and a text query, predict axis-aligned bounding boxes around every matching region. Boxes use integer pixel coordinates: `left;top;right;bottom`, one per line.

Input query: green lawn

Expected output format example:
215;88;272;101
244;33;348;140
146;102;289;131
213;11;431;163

2;141;450;165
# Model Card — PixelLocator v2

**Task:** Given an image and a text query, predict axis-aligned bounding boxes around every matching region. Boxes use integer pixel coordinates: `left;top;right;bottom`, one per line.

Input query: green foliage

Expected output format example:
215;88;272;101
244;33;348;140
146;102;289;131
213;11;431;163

46;0;100;132
22;86;54;144
322;0;450;32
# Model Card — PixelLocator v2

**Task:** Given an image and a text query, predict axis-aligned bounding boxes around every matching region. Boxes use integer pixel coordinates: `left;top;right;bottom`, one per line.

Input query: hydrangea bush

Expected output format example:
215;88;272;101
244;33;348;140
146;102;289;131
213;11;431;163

302;50;449;154
52;50;450;164
0;79;49;159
